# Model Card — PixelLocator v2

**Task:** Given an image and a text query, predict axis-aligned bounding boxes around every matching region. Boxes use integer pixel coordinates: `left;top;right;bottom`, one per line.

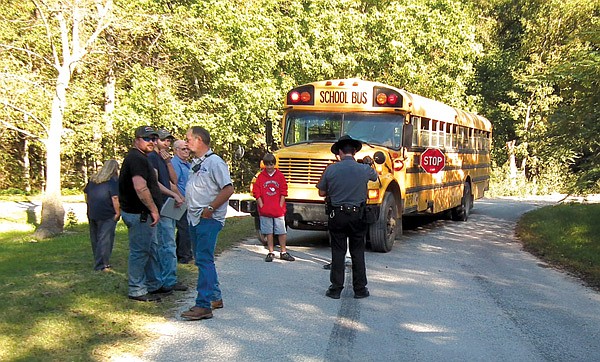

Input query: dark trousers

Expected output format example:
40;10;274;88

88;217;117;271
328;208;368;293
175;211;193;262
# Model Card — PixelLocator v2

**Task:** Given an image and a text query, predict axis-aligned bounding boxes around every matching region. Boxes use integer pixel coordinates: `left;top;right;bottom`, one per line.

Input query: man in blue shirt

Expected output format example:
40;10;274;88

171;139;193;264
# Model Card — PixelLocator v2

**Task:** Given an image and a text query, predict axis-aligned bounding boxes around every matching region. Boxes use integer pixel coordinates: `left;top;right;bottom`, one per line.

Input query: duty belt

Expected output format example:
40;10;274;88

336;205;361;213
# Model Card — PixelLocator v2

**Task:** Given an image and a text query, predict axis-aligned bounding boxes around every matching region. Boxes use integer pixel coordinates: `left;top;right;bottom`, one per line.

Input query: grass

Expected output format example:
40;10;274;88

0;214;255;361
516;203;600;290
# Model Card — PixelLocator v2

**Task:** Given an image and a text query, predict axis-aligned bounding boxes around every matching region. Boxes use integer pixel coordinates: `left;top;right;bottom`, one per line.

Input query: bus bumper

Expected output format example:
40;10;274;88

285;202;328;231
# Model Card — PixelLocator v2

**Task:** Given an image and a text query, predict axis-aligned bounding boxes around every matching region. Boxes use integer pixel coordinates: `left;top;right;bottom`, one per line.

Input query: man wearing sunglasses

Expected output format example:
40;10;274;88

118;126;163;302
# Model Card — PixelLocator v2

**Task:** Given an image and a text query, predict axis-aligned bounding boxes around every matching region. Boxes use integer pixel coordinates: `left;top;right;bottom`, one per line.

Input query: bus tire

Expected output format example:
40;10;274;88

451;181;472;221
369;192;399;253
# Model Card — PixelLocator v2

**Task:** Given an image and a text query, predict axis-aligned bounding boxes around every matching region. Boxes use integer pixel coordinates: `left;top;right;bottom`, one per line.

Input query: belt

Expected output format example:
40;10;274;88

335;205;361;213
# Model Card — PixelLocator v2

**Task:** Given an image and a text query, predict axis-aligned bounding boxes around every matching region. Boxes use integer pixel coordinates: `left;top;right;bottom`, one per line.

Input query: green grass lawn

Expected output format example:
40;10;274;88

0;215;255;361
516;203;600;290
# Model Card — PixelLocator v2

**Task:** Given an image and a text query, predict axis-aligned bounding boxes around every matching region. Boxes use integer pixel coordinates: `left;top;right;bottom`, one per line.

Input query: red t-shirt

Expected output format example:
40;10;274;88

252;169;288;218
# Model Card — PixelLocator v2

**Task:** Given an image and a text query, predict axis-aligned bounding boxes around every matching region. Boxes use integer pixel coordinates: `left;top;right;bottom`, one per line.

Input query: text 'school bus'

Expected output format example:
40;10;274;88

249;79;492;252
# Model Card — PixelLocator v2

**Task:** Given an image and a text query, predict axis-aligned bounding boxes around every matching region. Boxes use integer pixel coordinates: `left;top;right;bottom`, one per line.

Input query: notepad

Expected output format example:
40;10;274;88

160;197;186;220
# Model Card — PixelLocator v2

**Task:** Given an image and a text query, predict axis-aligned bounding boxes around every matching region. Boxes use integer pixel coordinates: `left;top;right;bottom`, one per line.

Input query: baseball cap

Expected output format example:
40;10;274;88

157;128;174;140
135;126;159;138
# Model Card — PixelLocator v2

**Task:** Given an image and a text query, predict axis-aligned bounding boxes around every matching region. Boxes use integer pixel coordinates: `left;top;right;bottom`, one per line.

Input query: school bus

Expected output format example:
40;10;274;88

252;78;492;252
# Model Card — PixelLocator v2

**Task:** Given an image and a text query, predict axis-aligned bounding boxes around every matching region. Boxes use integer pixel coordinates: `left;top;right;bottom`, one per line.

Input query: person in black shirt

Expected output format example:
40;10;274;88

316;135;378;299
119;126;164;302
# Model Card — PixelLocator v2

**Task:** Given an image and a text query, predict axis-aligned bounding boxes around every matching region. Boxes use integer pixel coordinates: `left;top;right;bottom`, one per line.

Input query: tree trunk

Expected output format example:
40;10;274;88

22;135;31;193
507;140;518;188
33;69;69;239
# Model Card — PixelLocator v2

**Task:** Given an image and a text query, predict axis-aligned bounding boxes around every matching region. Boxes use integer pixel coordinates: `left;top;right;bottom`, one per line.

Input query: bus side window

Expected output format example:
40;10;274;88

420;118;431;147
411;116;420;146
446;123;452;148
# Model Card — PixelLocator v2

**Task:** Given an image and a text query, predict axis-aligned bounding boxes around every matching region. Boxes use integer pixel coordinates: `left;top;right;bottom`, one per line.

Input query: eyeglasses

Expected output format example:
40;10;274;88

179;148;190;151
141;136;157;142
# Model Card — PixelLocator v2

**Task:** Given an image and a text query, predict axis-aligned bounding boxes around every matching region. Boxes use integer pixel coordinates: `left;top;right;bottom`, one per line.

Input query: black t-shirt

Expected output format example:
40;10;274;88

118;148;162;213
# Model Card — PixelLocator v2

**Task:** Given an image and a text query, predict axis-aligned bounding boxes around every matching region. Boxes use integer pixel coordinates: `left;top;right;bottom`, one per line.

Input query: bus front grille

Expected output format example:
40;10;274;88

277;157;333;184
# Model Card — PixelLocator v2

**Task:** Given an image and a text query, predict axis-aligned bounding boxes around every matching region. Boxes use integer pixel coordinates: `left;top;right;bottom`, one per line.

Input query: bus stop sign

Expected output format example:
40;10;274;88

420;148;446;174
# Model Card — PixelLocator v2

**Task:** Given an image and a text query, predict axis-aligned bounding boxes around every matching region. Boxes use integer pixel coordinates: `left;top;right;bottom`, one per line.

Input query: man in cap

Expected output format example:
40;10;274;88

148;128;187;295
171;139;193;264
316;135;378;299
118;126;163;302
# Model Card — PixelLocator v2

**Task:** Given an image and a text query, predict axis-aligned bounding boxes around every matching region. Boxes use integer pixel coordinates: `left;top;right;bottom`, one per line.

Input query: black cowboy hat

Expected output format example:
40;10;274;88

331;135;362;154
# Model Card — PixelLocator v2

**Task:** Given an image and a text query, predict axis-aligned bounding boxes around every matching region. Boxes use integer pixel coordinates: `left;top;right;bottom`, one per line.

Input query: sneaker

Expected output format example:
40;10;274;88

172;282;188;291
280;252;295;261
325;288;341;299
149;286;173;296
211;299;223;309
323;263;331;270
265;253;274;262
128;293;162;302
181;306;213;320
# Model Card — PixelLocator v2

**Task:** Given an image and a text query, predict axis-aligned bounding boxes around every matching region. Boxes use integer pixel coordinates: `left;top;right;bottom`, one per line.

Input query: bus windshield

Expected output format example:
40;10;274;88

284;111;405;149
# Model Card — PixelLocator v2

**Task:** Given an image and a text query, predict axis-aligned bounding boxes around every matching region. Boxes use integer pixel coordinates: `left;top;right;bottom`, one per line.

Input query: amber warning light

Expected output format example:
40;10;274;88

373;87;402;107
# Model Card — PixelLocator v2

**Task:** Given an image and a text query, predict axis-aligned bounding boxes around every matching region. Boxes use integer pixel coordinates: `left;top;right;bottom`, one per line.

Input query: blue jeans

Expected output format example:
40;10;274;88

88;217;117;270
157;216;178;288
122;212;161;297
190;218;223;308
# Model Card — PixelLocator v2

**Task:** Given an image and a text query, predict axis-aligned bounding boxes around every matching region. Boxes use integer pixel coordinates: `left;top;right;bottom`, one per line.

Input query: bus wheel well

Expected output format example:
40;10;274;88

384;181;402;218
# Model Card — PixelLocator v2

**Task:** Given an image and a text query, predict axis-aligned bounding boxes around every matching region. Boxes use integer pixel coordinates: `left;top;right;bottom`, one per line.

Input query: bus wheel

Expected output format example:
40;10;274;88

451;182;472;221
369;192;398;253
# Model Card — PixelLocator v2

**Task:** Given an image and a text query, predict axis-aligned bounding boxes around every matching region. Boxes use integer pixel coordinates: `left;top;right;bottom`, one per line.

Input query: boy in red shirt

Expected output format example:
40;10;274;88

252;154;295;262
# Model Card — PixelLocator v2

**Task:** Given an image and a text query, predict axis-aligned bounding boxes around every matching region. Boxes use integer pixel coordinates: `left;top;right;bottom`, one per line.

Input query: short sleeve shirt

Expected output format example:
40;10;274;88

84;177;118;220
171;155;190;195
316;156;378;207
119;148;162;213
186;151;233;226
148;151;171;202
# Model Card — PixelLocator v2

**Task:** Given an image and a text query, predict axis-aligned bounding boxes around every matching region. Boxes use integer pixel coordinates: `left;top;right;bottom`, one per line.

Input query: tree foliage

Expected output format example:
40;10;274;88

0;0;598;235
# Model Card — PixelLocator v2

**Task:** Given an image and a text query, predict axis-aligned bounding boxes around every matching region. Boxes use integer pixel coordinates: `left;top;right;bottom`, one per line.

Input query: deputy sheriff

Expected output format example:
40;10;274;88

316;135;378;299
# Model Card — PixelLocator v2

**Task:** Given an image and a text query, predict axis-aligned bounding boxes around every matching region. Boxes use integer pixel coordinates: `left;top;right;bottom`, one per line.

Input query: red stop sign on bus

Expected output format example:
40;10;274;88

420;148;446;174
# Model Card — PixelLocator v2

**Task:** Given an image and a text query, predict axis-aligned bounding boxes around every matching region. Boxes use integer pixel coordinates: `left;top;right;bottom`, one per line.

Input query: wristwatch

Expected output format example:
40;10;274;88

206;205;214;212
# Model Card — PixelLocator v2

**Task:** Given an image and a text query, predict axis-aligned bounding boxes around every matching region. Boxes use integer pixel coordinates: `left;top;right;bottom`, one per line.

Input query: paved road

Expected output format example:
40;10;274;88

139;197;600;362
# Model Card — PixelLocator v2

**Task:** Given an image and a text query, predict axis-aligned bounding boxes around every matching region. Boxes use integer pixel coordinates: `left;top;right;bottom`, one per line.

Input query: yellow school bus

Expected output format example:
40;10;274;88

255;78;492;252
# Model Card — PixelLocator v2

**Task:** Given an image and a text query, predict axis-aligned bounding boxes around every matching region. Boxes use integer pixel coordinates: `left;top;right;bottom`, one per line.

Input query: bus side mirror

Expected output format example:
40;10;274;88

402;124;413;147
266;120;274;150
373;151;386;165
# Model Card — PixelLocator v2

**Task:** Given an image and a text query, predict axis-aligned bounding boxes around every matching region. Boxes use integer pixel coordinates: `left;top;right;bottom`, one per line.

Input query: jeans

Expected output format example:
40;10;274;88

190;218;223;308
121;212;161;297
176;210;193;262
88;217;117;270
157;216;178;288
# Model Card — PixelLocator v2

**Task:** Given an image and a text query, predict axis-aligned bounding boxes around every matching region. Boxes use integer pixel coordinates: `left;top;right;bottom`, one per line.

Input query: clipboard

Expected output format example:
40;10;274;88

160;197;186;220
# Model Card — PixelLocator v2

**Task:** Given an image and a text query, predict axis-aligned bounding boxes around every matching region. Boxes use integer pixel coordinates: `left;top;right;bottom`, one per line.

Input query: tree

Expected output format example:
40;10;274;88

0;0;113;238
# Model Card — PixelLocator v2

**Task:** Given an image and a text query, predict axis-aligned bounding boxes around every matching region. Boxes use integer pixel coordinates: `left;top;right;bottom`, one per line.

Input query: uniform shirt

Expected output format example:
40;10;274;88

119;148;162;213
186;150;232;226
171;155;190;195
84;177;118;220
148;151;171;203
316;156;378;207
252;168;288;218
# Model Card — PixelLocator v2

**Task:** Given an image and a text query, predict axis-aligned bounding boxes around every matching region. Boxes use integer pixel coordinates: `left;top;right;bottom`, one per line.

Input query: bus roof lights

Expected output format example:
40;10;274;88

290;91;301;103
376;92;388;105
388;93;399;105
300;91;311;103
